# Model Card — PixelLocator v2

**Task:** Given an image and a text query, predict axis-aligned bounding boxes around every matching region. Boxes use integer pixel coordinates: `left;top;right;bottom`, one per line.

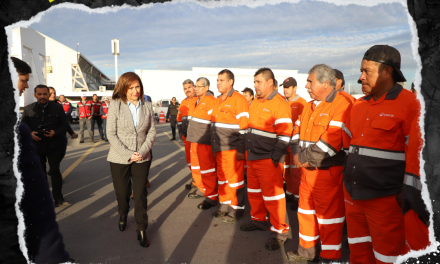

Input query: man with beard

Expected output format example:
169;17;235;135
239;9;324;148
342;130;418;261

21;85;69;207
240;68;292;251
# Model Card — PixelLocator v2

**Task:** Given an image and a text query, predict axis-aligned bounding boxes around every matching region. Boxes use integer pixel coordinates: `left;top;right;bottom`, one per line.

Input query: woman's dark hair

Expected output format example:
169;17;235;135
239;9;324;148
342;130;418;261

11;57;32;75
112;72;145;104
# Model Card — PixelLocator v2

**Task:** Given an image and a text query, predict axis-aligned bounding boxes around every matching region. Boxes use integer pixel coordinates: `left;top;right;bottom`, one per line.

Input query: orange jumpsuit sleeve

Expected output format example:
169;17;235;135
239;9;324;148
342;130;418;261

402;102;428;224
298;100;352;165
236;95;250;154
272;101;293;163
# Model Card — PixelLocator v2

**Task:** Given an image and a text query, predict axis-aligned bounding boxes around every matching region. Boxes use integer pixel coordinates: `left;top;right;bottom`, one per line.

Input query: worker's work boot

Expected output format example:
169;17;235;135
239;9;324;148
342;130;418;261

265;237;285;251
240;221;265;231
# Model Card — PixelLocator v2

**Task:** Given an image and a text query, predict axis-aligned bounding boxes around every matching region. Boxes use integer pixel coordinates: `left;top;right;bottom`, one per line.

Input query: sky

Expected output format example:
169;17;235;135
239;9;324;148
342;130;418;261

29;0;417;94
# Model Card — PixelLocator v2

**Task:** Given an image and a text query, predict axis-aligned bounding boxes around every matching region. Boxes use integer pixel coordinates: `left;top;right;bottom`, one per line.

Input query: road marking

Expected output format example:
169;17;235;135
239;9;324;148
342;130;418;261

62;141;102;179
163;131;185;151
64;175;111;197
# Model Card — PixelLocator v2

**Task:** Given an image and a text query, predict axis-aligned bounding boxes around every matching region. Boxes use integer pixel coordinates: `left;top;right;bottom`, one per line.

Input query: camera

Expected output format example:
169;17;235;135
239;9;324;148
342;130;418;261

37;123;52;138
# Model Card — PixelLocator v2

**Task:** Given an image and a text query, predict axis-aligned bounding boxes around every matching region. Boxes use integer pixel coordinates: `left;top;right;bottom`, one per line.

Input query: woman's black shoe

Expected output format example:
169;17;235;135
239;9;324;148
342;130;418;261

119;215;127;231
137;229;150;247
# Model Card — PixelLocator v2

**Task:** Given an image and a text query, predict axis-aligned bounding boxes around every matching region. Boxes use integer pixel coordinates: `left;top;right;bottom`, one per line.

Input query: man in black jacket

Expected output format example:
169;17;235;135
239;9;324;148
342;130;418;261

166;97;179;140
21;84;69;207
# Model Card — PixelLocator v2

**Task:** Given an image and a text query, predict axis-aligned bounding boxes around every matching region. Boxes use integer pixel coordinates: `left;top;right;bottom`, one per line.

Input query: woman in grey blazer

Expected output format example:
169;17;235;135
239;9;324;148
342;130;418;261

107;72;156;248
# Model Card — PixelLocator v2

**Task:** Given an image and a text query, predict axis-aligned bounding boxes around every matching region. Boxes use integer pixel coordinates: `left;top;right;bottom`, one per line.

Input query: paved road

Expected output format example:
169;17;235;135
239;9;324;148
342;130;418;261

53;122;350;263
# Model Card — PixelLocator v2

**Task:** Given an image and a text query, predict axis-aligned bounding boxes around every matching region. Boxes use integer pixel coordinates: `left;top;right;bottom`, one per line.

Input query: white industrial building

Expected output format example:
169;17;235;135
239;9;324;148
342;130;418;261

9;27;113;108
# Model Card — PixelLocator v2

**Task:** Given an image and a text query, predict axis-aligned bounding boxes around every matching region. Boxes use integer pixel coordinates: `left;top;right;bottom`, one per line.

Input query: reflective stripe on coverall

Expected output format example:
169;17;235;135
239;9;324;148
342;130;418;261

343;84;420;263
186;94;217;203
284;96;307;199
246;89;292;241
290;89;352;260
211;89;249;218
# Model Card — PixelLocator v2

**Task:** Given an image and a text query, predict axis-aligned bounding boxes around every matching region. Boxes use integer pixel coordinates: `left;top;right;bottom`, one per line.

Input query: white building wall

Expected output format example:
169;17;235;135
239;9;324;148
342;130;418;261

135;69;192;103
9;27;46;107
39;32;78;94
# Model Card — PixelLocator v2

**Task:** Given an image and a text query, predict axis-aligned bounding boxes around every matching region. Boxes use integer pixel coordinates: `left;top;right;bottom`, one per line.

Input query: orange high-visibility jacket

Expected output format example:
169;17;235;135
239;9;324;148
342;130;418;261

343;84;420;200
186;94;216;145
177;97;198;138
403;113;429;223
288;95;307;129
339;90;355;104
211;89;249;154
290;89;352;167
246;90;293;162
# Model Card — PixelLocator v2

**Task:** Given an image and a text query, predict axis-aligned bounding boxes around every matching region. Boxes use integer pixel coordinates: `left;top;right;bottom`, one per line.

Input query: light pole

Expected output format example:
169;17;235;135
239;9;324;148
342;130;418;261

111;39;120;82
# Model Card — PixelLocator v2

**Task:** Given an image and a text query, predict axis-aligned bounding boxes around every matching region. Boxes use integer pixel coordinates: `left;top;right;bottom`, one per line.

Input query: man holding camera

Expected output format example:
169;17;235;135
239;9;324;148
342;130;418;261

21;84;69;207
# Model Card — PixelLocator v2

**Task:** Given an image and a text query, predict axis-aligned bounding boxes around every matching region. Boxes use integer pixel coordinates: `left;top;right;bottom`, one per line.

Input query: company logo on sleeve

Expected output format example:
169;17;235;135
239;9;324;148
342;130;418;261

380;112;394;117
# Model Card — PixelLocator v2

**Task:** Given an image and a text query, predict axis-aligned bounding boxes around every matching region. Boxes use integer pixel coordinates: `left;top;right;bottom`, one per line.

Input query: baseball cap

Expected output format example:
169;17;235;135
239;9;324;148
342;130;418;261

333;69;344;81
103;97;109;100
82;93;87;97
362;45;406;82
280;77;297;88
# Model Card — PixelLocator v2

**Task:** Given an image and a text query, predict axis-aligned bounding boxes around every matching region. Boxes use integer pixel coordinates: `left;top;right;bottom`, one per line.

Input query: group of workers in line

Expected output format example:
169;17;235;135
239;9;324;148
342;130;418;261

174;44;430;263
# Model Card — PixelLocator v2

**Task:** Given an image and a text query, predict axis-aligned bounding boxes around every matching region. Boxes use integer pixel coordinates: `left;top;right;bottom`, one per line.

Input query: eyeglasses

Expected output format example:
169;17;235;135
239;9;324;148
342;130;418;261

195;86;205;89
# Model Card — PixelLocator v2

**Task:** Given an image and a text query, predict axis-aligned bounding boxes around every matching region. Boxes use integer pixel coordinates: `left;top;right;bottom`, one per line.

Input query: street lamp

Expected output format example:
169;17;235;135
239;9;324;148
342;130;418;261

111;39;120;82
105;64;125;73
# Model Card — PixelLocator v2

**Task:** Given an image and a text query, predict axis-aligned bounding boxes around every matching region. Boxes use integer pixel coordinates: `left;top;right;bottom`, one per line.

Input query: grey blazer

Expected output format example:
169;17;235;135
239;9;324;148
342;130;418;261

107;98;156;164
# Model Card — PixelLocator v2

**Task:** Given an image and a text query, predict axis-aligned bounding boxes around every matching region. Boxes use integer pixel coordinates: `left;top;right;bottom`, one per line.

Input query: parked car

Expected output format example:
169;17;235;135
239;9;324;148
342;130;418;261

70;106;79;123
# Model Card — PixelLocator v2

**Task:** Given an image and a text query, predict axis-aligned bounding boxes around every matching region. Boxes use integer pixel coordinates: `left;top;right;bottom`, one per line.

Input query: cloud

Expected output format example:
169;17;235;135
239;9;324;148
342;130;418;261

29;0;416;91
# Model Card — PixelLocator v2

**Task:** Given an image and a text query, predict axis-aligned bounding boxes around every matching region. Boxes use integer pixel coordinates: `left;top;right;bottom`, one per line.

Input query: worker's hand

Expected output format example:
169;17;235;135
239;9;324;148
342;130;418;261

31;131;41;141
88;116;92;119
236;152;245;161
44;130;56;138
293;153;309;168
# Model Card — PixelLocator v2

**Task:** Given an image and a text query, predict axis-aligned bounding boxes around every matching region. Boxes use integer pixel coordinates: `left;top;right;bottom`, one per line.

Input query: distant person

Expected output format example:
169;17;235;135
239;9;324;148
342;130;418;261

77;94;94;143
241;87;254;105
11;56;72;264
144;94;152;102
100;97;110;142
91;94;104;140
21;84;69;207
334;69;355;103
166;97;179;141
107;72;156;248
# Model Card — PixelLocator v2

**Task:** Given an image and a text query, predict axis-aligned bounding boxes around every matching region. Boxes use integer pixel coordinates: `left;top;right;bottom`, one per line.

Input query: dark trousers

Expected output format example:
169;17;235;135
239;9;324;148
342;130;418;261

170;115;177;139
79;118;92;142
131;149;153;188
110;161;150;230
37;147;64;202
91;116;104;139
103;118;108;140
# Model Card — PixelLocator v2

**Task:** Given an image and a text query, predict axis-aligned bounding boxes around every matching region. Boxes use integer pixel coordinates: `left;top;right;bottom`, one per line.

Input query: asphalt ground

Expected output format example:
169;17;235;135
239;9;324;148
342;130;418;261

52;122;350;264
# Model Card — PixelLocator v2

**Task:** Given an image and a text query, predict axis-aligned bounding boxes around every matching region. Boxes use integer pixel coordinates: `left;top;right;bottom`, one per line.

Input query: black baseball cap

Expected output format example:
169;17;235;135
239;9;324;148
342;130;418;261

362;45;406;82
280;77;297;88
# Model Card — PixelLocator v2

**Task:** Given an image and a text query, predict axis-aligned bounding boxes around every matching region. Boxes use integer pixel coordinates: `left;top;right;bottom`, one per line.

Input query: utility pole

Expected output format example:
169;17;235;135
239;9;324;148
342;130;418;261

111;39;120;83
